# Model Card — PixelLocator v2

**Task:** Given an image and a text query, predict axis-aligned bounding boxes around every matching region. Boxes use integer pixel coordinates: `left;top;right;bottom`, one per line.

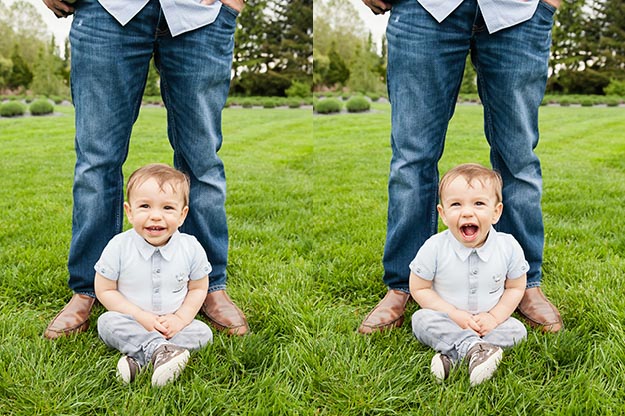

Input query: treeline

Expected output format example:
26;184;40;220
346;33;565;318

1;0;624;98
0;1;70;97
313;0;625;96
550;0;625;95
0;0;313;98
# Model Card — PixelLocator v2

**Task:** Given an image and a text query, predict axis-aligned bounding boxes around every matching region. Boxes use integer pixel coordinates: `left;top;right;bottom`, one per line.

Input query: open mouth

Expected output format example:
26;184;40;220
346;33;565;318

146;226;166;233
460;224;479;239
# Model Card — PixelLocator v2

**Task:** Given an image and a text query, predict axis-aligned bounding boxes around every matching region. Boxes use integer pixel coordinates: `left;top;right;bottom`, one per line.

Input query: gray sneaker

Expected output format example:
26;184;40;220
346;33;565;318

467;343;503;386
430;353;452;382
116;355;140;383
150;344;190;387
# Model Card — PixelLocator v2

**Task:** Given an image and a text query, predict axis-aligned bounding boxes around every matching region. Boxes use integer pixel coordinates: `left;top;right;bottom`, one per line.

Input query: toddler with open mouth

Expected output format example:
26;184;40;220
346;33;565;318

409;163;528;386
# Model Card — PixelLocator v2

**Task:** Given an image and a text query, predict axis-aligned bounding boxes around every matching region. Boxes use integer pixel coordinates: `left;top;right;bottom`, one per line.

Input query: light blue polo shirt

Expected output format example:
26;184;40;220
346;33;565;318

418;0;539;33
98;0;223;37
409;227;529;314
95;229;211;315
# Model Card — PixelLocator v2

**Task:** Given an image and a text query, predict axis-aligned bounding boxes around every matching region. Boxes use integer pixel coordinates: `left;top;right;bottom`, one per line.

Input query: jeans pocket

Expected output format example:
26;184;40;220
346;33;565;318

538;0;557;14
221;3;240;18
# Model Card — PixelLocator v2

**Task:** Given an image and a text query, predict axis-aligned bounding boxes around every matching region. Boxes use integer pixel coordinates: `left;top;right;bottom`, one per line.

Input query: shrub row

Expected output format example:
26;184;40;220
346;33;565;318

0;99;55;117
314;96;372;114
225;96;313;108
0;94;69;104
313;91;625;108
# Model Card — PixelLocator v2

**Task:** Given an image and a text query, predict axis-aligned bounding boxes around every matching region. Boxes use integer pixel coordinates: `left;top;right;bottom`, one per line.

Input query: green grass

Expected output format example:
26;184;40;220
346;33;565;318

2;103;625;414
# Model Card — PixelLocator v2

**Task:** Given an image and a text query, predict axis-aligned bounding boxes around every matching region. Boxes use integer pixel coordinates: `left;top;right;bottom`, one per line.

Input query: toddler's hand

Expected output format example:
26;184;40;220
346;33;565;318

448;309;480;333
157;314;186;339
473;312;498;336
136;310;167;334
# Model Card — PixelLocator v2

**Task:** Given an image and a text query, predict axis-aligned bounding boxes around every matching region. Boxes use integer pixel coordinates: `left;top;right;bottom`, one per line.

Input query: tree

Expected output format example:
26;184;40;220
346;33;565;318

7;44;32;91
30;42;66;96
347;35;385;93
326;42;349;86
231;0;312;96
0;57;12;90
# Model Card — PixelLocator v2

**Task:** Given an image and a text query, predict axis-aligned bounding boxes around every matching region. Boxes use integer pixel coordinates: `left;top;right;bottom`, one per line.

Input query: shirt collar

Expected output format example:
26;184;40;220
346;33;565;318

447;226;498;262
129;229;179;262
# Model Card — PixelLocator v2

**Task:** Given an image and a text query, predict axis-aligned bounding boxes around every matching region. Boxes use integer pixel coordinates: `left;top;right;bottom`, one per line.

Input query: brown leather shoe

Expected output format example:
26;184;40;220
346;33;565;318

200;290;249;336
44;293;95;339
358;290;410;334
517;287;563;333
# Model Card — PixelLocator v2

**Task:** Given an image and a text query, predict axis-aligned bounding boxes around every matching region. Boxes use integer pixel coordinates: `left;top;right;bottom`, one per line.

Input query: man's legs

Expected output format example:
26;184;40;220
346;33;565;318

360;0;474;333
156;5;248;335
45;0;157;339
473;2;562;332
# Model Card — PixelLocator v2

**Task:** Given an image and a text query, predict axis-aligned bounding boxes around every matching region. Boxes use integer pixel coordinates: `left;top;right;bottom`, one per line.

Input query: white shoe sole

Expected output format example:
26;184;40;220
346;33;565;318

469;348;502;386
151;349;190;387
430;353;448;382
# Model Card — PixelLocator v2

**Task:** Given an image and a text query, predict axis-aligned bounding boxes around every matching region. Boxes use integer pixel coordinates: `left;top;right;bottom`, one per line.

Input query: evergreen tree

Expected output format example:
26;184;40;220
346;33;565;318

7;44;32;91
326;42;349;87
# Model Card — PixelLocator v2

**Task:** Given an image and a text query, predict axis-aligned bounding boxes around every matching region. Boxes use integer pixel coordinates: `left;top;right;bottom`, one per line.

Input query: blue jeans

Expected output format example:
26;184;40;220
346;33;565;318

412;309;527;363
68;0;238;296
98;312;213;367
384;0;556;291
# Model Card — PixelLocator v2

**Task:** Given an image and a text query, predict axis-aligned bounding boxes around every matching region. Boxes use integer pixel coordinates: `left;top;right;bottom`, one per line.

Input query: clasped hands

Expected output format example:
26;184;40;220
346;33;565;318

448;309;498;337
136;310;186;339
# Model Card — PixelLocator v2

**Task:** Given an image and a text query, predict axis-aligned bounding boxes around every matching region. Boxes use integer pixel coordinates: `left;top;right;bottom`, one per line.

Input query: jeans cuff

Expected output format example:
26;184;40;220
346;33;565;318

208;284;227;293
388;287;410;294
74;291;96;298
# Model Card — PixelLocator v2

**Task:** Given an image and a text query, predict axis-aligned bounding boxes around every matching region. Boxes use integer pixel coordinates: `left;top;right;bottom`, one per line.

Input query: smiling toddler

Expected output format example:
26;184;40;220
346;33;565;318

409;163;528;385
94;163;213;386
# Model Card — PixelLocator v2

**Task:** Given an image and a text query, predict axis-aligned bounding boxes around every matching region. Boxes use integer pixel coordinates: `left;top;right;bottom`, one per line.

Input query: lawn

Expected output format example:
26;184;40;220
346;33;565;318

1;102;624;414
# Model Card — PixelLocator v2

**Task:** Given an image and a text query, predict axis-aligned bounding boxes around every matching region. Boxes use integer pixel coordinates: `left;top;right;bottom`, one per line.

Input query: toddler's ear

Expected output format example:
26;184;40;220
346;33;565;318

178;205;189;227
492;202;503;224
437;204;448;226
123;202;133;222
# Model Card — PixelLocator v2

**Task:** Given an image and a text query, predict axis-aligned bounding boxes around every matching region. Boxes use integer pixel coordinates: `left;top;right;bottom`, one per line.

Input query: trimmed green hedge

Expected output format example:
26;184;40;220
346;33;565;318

0;101;26;117
315;98;342;114
29;99;55;116
345;96;370;113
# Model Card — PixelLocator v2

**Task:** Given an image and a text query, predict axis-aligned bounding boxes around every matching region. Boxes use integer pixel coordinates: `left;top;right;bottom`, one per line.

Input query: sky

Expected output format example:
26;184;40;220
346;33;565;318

347;0;389;48
19;0;389;54
18;0;72;50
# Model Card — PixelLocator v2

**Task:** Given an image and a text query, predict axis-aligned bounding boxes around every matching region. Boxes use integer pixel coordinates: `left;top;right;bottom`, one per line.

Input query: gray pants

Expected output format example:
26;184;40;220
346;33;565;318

412;309;527;363
98;311;213;367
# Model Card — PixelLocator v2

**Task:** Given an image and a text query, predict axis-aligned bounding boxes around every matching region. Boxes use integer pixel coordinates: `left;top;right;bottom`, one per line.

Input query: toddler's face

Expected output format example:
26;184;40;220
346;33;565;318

124;178;188;247
437;176;503;248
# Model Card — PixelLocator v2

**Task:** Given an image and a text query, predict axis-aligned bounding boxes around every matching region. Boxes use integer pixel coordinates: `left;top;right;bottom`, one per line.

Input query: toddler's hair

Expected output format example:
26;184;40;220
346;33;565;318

439;163;503;203
126;163;190;206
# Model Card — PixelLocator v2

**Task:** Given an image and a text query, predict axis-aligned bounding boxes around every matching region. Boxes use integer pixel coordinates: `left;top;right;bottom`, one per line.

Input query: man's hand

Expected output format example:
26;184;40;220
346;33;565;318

42;0;75;18
201;0;245;13
361;0;392;15
544;0;561;9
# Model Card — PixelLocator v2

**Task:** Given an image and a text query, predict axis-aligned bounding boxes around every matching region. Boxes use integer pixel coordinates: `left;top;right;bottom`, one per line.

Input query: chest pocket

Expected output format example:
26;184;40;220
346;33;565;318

488;274;505;294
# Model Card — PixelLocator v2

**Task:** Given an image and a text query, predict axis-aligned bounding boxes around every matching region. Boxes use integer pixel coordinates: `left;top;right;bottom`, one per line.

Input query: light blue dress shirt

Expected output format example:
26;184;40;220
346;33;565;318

98;0;223;37
95;229;211;315
418;0;539;33
409;227;529;314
